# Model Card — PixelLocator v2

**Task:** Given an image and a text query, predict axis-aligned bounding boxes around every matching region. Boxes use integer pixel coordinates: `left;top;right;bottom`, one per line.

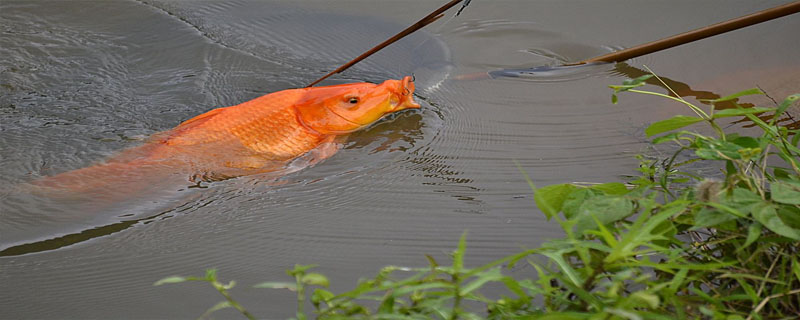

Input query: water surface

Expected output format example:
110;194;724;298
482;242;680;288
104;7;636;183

1;0;798;318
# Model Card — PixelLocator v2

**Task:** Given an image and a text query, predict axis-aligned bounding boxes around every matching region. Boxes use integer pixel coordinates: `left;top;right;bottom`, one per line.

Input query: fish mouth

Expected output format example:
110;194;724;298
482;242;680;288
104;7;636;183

393;75;420;111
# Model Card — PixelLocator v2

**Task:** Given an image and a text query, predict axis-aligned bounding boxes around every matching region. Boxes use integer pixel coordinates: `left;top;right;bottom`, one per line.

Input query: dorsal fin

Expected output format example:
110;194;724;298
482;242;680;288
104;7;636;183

175;107;225;129
153;107;229;147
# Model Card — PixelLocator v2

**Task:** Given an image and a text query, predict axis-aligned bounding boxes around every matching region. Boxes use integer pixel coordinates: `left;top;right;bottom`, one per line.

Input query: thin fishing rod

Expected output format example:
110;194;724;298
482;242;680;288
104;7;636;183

307;0;467;87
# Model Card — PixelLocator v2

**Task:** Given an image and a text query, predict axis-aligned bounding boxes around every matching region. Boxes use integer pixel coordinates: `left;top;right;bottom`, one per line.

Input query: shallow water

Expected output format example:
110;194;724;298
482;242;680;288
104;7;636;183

1;0;798;318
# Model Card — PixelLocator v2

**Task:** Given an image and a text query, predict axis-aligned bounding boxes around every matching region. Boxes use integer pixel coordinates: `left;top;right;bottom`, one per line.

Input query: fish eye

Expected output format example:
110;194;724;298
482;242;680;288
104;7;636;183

348;97;359;104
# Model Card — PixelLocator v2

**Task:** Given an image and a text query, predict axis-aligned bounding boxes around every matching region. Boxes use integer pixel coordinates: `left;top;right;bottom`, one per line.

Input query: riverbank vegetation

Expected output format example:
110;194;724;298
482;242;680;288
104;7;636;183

157;75;800;319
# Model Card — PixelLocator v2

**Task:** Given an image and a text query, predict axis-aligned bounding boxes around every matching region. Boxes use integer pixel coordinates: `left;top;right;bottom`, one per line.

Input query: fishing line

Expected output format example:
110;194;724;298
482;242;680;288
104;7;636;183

399;0;471;92
392;1;472;79
407;0;471;61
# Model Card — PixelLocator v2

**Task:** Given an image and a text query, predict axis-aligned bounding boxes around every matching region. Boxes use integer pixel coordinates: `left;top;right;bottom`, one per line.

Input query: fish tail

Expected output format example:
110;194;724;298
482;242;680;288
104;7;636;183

32;161;143;192
28;156;189;203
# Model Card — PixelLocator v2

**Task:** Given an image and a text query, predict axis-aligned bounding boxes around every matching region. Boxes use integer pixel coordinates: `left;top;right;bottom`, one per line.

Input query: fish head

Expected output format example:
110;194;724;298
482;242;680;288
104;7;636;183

295;76;420;134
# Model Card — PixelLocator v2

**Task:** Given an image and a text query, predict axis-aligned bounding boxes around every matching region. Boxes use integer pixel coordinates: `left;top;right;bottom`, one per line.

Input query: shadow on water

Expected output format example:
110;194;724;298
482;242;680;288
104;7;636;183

0;207;174;257
0;0;459;257
0;104;487;256
611;62;800;129
485;61;800;129
0;177;211;256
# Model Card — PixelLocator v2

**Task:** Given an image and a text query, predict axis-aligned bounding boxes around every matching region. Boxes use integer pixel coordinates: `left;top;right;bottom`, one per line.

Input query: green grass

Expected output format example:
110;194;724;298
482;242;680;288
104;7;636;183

157;75;800;319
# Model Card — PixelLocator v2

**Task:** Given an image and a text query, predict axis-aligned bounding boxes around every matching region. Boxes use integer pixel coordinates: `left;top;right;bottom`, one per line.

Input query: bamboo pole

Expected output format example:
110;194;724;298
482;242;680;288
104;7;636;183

568;1;800;66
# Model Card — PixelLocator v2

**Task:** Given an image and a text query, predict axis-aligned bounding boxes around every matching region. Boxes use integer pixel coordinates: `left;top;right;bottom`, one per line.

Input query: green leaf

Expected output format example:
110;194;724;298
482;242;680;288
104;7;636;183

154;276;188;286
253;282;298;291
606;200;689;263
707;88;764;103
703;202;747;219
717;273;785;284
726;160;736;175
393;282;452;296
630;291;660;309
287;264;317;276
589;182;630;195
771;180;800;205
736;148;762;161
610;75;652;93
311;289;334;309
777;205;800;229
728;187;763;205
694;138;748;160
732;278;758;304
740;222;762;251
652;132;684;144
711;107;774;118
377;294;395;313
574;196;635;234
204;269;218;281
500;277;529;299
645;115;703;137
589;214;619;247
652;219;678;247
771;93;800;125
716;219;738;232
199;301;232;319
751;202;800;240
624;74;653;86
730;136;760;148
534;184;579;219
693;207;737;228
793;130;800;147
696;188;760;228
541;251;583;287
301;273;330;288
219;280;236;290
454;231;467;272
611;260;733;271
549;274;603;310
774;167;792;180
532;313;592;320
667;268;689;296
461;268;504;295
425;254;439;268
792;257;800;283
562;188;602;219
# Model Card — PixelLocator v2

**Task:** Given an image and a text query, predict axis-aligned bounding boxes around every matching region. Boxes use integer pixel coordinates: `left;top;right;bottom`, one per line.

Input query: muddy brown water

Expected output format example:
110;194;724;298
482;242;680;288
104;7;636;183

1;0;798;318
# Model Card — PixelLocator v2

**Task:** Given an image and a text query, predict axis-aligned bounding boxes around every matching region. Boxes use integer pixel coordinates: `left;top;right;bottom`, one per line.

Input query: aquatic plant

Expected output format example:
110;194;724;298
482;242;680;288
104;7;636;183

157;77;800;319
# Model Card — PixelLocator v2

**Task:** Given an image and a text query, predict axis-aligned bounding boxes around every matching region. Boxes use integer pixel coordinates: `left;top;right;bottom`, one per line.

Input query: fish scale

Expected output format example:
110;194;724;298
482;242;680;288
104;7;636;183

161;89;318;160
30;76;420;197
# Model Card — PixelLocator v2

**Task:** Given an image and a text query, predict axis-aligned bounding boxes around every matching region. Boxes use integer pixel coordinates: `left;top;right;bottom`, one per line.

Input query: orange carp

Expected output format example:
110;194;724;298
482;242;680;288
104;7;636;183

33;76;420;195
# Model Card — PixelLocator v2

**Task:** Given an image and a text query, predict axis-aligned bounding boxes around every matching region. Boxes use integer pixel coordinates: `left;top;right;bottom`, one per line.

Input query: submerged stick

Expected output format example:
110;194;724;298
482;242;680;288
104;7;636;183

568;1;800;65
307;0;467;87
